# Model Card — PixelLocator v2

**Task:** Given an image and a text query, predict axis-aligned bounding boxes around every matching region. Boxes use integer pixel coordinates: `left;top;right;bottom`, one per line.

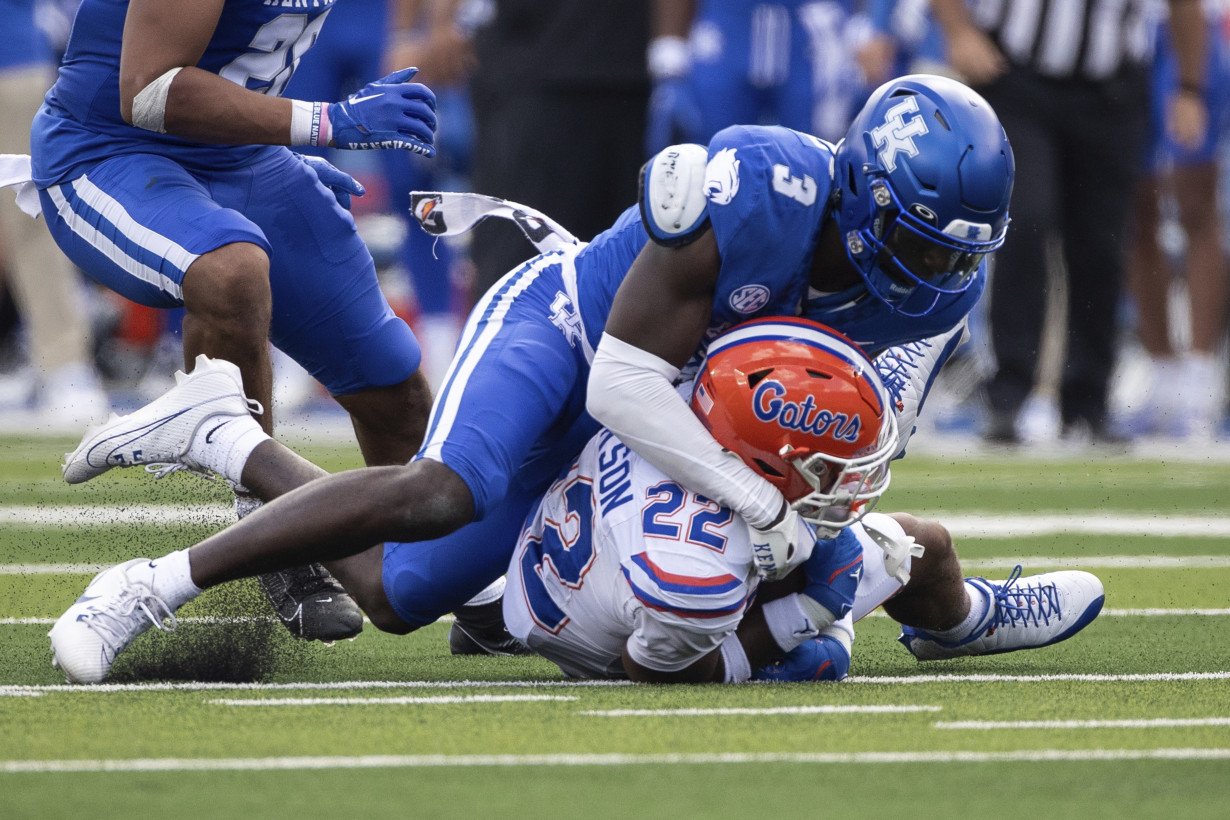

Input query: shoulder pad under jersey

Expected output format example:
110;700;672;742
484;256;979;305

638;143;712;247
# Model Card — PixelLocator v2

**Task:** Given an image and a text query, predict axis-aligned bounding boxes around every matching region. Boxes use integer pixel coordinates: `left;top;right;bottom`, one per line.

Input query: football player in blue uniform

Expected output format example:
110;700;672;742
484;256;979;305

53;75;1013;668
28;0;439;638
647;0;868;152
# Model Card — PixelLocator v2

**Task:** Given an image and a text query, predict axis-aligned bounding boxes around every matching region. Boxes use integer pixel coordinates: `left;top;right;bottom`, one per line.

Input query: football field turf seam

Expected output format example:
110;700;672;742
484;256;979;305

935;718;1230;730
3;748;1229;774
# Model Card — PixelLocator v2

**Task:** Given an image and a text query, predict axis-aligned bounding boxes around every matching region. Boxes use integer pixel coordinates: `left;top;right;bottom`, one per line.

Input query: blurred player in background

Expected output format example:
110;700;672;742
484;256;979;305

1124;5;1230;440
285;0;470;388
53;75;1012;666
26;0;439;641
646;0;869;153
0;0;107;429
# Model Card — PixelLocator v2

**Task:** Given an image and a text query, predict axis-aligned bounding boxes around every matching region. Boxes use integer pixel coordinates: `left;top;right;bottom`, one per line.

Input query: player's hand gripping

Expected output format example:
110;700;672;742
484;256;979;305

297;155;365;210
798;528;864;627
328;68;438;155
750;502;814;581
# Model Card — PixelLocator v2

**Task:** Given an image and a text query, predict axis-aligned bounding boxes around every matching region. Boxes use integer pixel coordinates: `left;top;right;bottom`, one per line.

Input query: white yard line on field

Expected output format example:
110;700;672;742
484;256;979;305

580;705;941;717
2;671;1229;697
4;506;1230;538
210;695;575;707
848;672;1230;685
0;505;232;527
935;718;1230;730
3;748;1229;774
859;607;1230;618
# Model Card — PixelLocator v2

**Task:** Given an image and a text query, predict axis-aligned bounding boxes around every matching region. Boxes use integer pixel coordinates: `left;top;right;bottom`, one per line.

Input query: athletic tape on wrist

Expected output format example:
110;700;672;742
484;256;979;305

131;67;183;134
762;594;820;653
290;100;330;147
719;633;751;683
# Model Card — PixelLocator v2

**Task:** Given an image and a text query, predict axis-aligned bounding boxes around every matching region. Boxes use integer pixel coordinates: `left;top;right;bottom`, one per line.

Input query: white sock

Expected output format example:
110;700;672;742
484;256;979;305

927;581;990;641
462;576;506;608
189;414;270;485
148;548;204;609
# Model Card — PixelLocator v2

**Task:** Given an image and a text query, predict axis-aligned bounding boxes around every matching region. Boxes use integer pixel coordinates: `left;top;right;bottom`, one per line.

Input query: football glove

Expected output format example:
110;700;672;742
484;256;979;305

297;154;365;210
800;526;865;625
328;68;437;155
753;633;851;682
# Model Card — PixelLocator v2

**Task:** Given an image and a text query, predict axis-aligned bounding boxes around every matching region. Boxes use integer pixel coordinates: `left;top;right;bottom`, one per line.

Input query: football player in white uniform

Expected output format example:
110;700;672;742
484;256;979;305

504;319;1106;682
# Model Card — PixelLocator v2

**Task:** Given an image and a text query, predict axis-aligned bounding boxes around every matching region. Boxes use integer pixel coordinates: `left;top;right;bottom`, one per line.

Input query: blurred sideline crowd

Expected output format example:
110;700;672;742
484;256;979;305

1;0;1228;446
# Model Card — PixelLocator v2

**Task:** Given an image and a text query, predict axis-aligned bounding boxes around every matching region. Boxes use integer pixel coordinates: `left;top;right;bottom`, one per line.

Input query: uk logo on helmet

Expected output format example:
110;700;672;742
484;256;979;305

870;96;929;173
728;284;770;314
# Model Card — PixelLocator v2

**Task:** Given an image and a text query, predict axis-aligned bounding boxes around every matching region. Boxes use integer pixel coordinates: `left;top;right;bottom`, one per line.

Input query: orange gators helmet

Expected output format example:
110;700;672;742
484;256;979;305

691;316;898;533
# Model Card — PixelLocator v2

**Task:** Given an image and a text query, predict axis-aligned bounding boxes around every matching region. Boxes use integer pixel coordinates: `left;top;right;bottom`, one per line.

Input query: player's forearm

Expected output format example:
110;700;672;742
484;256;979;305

587;334;785;529
929;0;975;37
1167;0;1208;94
149;67;296;146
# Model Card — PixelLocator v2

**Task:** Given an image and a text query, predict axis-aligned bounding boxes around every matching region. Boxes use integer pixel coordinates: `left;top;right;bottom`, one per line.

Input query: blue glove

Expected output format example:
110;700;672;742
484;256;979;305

754;634;851;682
327;68;438;156
801;527;865;624
297;155;365;210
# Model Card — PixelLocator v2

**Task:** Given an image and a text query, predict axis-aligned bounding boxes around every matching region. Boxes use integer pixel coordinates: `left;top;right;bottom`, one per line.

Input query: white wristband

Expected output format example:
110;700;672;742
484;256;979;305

648;35;691;80
762;594;820;653
719;633;751;683
131;67;183;134
289;100;330;147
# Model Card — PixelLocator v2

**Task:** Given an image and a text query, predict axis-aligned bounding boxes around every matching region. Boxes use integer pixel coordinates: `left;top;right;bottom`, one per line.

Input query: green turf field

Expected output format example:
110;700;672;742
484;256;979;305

2;436;1228;818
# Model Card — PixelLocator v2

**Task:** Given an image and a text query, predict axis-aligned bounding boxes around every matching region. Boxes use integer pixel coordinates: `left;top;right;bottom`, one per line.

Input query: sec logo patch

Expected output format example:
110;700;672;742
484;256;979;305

729;284;771;314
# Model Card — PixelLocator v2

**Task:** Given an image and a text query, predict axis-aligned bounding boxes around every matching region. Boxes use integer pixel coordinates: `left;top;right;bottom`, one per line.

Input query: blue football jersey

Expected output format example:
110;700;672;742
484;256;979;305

571;123;975;359
31;0;335;185
574;124;834;353
803;270;985;356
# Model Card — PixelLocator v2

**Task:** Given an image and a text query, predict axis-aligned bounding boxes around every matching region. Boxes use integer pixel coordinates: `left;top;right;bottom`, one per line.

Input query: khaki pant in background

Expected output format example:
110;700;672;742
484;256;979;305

0;65;92;373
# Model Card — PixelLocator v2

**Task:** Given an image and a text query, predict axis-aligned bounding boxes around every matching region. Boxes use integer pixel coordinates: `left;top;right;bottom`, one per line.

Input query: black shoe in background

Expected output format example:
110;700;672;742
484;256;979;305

982;411;1021;445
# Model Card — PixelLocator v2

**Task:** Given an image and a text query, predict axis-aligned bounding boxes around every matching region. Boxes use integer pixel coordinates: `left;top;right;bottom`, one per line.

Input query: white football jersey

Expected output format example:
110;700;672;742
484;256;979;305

504;429;764;679
504;430;913;680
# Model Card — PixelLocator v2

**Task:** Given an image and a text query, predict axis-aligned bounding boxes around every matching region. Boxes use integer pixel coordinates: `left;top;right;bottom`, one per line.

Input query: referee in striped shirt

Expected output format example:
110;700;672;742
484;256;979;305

933;0;1208;445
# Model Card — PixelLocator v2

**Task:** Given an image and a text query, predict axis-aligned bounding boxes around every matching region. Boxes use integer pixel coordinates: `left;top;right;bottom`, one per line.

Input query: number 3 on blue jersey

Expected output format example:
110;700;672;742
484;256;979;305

520;477;597;633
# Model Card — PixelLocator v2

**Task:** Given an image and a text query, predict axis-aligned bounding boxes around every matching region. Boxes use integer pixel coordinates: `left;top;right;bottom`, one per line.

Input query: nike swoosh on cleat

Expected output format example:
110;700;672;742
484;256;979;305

314;597;333;604
204;420;230;444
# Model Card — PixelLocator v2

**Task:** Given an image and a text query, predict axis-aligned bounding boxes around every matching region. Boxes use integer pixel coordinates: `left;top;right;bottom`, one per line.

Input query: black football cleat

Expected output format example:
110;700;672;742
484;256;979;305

259;564;364;642
449;598;531;656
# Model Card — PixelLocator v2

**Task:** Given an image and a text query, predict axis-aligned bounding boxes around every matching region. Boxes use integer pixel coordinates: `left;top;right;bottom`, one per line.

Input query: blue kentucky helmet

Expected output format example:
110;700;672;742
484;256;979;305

833;74;1014;317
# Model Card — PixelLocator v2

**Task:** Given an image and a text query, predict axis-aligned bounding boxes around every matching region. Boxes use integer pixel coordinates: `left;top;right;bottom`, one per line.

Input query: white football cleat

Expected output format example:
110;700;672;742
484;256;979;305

62;355;259;484
48;559;178;684
898;566;1105;661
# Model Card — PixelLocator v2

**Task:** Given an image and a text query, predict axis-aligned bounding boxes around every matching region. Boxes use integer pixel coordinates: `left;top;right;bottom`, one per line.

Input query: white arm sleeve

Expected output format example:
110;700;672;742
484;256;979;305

587;332;784;529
